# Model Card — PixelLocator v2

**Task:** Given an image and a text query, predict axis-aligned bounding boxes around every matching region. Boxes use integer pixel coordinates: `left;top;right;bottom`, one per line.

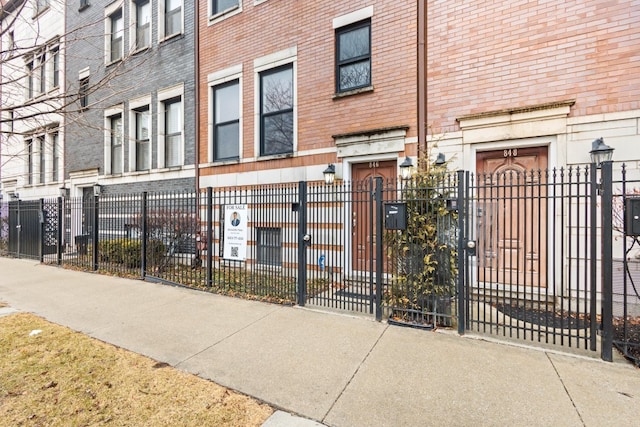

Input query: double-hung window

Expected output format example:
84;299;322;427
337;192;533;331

26;139;34;185
51;46;60;88
212;81;240;161
38;136;46;184
164;98;182;167
35;0;49;15
79;76;89;109
37;53;46;94
260;65;293;156
26;61;34;99
212;0;238;15
52;132;59;182
110;114;123;174
109;9;124;62
134;107;150;171
135;0;151;50
164;0;182;37
335;20;371;93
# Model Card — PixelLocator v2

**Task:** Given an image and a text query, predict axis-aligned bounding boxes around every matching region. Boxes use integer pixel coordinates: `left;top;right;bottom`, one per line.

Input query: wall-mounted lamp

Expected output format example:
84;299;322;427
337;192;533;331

93;183;102;196
589;137;614;167
434;153;446;166
323;164;336;185
399;157;414;180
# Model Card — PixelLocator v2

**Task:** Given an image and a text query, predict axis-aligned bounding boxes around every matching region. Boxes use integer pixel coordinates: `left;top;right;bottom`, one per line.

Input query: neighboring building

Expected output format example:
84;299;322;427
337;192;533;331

198;1;420;188
63;0;196;198
0;0;66;201
426;0;640;177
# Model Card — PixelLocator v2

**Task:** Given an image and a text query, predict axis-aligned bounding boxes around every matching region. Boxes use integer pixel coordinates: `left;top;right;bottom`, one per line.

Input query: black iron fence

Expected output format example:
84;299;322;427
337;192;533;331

2;162;639;365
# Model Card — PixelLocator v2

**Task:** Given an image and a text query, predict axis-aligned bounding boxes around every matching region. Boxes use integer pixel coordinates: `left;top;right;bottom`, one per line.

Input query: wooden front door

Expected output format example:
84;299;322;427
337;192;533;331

476;147;548;287
352;160;396;272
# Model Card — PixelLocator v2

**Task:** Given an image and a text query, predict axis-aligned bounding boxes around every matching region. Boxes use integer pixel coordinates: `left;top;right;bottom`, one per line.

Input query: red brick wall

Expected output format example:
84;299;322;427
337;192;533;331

427;0;640;134
199;0;417;175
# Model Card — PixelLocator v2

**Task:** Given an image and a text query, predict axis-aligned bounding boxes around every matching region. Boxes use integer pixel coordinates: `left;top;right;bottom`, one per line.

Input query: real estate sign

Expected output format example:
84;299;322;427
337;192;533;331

223;204;248;261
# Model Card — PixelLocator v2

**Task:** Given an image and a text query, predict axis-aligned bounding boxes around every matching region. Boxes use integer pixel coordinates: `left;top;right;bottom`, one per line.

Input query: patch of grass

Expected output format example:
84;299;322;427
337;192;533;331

0;313;273;426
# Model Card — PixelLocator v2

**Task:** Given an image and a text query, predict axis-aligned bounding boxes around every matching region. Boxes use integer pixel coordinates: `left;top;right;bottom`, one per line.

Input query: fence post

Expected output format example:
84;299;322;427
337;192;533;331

297;181;308;306
141;192;148;279
57;197;63;265
92;194;99;271
207;187;213;287
39;198;45;263
456;170;467;335
600;161;614;362
589;165;598;351
375;177;383;321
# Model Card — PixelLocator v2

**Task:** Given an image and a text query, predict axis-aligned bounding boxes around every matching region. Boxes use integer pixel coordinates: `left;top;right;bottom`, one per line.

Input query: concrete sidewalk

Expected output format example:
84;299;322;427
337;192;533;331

1;257;639;427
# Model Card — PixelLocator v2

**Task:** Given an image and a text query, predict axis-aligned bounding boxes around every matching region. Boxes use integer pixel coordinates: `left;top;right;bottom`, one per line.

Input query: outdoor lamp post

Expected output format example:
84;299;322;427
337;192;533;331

434;153;446;166
93;183;102;196
399;157;414;180
589;137;614;167
59;186;67;198
323;164;336;185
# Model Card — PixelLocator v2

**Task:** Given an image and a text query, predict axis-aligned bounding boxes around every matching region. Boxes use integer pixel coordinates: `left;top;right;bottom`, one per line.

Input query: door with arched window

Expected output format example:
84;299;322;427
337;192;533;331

476;147;548;287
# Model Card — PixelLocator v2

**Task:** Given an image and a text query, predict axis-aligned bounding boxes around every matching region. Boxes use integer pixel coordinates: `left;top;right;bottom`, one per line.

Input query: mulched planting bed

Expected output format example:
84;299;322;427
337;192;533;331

495;303;590;329
613;317;640;367
495;304;640;366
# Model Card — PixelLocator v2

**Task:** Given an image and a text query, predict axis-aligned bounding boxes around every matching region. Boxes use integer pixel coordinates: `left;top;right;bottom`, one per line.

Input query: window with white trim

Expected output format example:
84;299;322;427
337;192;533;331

108;8;124;62
133;0;151;50
134;106;150;171
212;0;238;15
163;0;182;38
38;135;45;184
37;52;46;94
79;76;89;109
34;0;50;16
259;65;293;156
212;80;240;161
26;138;34;185
51;46;60;88
52;132;60;182
26;60;34;99
163;97;182;167
109;114;123;174
335;20;371;93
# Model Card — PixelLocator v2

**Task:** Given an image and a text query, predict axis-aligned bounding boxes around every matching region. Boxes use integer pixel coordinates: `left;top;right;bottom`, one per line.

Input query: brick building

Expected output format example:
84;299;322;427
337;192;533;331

426;0;640;175
0;0;65;201
64;0;196;197
198;0;420;188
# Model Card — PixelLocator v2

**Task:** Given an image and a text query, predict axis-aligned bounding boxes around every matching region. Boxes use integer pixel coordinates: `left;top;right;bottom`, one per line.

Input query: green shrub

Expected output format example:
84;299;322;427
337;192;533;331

99;238;166;269
385;162;458;313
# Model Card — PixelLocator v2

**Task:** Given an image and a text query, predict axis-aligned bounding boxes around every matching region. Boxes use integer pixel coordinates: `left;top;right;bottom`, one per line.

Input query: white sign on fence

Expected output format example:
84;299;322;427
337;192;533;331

223;204;248;261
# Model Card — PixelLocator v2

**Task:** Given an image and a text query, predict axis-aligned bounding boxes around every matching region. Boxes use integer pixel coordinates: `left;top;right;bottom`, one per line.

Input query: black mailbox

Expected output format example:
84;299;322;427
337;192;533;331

625;197;640;236
384;203;407;230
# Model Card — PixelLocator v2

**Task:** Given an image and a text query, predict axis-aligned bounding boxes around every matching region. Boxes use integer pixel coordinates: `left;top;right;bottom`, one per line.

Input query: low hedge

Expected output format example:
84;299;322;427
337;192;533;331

99;238;165;268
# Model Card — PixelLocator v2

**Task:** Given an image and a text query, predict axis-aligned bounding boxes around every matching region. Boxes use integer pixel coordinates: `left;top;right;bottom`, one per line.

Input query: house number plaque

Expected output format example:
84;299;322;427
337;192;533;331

503;149;518;157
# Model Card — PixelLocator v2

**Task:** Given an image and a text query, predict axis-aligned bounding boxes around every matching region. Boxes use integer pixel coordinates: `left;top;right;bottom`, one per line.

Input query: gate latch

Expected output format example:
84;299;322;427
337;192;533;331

466;240;476;256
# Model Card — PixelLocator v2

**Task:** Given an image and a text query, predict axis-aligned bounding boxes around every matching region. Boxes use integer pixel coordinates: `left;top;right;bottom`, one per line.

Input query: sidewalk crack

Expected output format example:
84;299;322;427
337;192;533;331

321;323;389;424
174;306;283;368
546;353;586;427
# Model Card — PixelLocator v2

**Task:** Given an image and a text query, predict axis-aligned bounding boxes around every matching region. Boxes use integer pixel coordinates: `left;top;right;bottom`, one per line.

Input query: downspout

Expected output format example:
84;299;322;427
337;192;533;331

194;1;200;192
417;0;426;166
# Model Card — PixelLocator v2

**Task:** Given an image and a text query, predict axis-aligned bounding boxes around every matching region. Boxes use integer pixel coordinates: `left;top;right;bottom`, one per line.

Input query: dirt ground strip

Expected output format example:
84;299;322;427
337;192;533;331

0;312;273;426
